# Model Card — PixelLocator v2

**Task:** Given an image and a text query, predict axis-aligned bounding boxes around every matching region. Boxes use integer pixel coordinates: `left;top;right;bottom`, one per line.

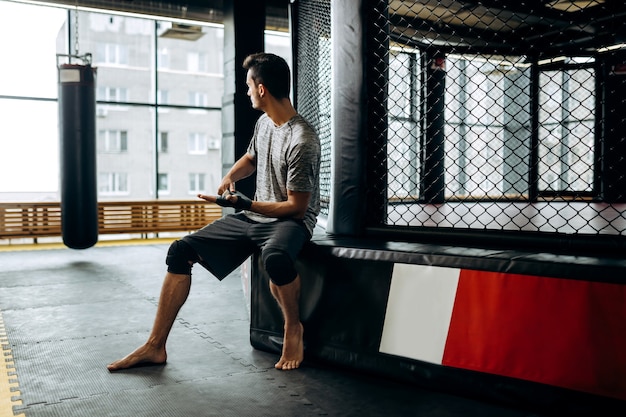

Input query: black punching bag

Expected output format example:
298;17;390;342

58;63;98;249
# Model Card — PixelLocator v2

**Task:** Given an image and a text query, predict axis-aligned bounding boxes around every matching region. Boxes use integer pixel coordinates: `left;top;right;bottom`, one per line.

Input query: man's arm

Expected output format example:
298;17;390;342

250;189;311;219
218;153;256;194
197;153;255;205
199;188;311;220
198;152;311;220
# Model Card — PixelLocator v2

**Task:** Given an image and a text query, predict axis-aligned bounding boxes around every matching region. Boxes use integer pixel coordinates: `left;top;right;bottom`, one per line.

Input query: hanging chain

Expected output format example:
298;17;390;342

74;0;79;57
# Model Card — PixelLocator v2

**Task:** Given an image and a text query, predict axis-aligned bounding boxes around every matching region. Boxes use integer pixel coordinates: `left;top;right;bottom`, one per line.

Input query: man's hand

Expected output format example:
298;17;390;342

197;193;217;203
216;179;236;197
199;190;252;210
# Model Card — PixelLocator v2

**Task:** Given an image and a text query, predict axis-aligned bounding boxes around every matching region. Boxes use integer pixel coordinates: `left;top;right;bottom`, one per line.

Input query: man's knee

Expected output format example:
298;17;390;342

261;248;297;286
166;240;198;275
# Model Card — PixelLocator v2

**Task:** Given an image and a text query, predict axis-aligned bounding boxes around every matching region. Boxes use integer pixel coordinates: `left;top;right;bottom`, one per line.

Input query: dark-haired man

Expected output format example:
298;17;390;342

107;52;321;372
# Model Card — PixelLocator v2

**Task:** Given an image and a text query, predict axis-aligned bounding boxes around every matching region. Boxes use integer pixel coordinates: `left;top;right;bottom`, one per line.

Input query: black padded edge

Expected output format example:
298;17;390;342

305;235;626;284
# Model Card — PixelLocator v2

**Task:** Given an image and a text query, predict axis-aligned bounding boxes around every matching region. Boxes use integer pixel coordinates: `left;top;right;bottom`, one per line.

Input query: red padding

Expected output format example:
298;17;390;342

443;269;626;400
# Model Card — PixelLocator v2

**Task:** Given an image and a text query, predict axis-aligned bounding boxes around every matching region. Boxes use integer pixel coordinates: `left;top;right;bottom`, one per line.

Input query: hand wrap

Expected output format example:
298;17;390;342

215;190;253;210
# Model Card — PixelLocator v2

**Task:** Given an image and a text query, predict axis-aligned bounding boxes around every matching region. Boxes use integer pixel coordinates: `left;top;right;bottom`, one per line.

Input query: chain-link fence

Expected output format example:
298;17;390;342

294;0;626;253
293;0;332;216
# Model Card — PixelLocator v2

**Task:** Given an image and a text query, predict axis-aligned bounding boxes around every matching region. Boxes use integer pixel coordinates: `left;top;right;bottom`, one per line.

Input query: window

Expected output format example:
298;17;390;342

99;130;128;152
0;4;226;203
97;86;128;102
188;91;208;107
188;173;205;194
89;14;122;32
444;55;532;199
99;172;129;195
96;43;128;65
157;173;169;194
157;89;170;113
158;48;170;69
381;47;605;235
158;132;169;153
387;50;420;200
387;52;596;202
538;67;595;193
125;17;152;35
188;133;207;154
187;52;208;73
157;89;169;105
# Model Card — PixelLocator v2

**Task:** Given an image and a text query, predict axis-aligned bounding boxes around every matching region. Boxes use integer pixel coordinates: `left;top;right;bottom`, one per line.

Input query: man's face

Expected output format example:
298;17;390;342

246;70;262;110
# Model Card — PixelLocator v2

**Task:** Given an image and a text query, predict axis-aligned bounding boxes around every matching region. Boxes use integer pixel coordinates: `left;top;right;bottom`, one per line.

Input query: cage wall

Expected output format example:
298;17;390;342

293;0;626;255
292;0;332;217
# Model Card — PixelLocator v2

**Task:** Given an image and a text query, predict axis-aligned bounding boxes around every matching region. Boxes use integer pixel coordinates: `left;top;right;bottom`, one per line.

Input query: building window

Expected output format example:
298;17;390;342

157;173;169;194
189;173;205;194
187;52;208;73
158;132;169;153
188;91;208;107
99;172;129;195
97;86;128;102
99;130;128;152
157;89;170;113
188;133;207;154
97;87;129;105
96;43;128;65
157;89;169;105
158;48;170;69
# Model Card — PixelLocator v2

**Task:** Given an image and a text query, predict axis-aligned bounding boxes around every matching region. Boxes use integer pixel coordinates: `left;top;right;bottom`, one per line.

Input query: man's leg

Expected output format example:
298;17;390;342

107;272;191;371
255;219;310;370
269;275;304;370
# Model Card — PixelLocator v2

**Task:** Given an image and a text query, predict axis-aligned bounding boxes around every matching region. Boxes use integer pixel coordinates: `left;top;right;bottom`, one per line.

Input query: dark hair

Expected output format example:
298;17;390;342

242;53;291;99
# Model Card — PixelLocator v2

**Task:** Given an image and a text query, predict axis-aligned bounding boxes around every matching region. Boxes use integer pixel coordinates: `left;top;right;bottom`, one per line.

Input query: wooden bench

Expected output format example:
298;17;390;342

0;200;222;241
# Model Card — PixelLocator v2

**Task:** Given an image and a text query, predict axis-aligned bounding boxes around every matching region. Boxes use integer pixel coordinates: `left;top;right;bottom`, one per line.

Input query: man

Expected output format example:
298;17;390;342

107;52;321;372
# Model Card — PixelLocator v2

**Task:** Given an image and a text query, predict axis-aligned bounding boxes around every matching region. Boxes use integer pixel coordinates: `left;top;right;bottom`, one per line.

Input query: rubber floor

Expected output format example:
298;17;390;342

0;242;549;417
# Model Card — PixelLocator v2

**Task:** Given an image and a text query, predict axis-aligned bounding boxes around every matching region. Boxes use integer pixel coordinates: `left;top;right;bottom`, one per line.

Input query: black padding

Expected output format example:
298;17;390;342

326;0;370;235
305;235;626;284
166;240;198;275
261;248;297;286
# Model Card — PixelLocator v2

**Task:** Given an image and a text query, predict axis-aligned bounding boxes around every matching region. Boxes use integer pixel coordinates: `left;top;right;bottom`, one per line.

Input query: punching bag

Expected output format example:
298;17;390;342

58;63;98;249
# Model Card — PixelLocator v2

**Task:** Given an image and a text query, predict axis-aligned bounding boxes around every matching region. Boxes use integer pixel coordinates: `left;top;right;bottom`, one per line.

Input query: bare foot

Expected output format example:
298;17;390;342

275;322;304;371
107;343;167;372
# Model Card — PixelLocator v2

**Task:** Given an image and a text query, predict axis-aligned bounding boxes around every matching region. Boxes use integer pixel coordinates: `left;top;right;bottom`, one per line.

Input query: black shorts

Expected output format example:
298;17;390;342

181;213;311;280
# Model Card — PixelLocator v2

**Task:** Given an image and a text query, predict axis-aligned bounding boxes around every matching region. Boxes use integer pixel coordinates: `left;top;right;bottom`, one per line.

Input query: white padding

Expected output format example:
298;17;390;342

379;264;460;364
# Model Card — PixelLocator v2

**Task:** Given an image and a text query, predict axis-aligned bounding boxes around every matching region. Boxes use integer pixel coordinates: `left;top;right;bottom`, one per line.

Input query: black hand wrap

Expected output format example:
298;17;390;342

215;191;232;208
215;190;252;210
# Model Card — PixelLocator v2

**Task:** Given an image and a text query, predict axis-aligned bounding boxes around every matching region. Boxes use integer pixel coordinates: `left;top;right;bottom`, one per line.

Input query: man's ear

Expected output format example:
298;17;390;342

258;83;266;98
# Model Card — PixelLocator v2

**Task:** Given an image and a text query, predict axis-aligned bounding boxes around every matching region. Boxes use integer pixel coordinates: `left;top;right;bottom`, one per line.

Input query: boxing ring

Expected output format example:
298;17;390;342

249;0;626;413
249;227;626;413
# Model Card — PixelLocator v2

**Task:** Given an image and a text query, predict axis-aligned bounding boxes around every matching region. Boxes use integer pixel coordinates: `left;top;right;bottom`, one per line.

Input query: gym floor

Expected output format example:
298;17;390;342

0;241;576;416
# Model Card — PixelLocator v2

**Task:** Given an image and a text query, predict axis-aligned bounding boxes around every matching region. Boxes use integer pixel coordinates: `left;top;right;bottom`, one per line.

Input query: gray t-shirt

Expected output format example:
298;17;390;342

244;113;321;235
